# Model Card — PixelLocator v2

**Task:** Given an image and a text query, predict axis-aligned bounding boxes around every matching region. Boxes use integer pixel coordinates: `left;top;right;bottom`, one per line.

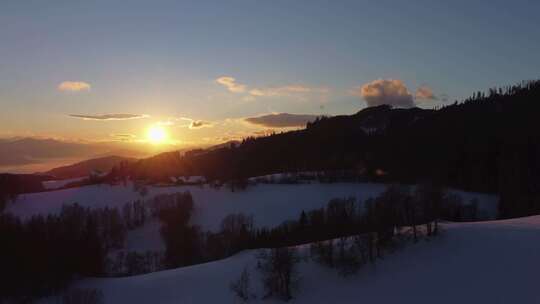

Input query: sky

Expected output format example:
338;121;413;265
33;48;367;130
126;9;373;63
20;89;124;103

1;0;540;148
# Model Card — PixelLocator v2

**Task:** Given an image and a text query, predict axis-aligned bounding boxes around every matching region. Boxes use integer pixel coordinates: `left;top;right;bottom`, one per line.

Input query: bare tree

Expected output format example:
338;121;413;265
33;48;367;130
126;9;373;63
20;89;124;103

415;183;445;236
402;191;418;242
335;237;361;276
257;247;300;301
310;240;334;267
221;213;254;254
230;267;253;302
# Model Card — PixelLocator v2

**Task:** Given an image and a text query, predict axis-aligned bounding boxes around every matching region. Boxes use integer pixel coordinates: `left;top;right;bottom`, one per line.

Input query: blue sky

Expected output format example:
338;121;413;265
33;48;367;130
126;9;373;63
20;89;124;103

1;0;539;143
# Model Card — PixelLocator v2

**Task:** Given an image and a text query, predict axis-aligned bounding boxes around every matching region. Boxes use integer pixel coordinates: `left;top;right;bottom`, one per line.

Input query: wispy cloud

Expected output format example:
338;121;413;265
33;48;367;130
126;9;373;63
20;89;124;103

216;76;246;93
110;133;136;141
58;81;91;92
248;85;328;97
245;113;321;128
216;75;329;101
69;114;149;121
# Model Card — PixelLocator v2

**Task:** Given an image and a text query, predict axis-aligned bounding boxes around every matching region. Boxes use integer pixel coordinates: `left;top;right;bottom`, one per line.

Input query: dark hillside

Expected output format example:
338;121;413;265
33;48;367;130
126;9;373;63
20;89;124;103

123;80;540;217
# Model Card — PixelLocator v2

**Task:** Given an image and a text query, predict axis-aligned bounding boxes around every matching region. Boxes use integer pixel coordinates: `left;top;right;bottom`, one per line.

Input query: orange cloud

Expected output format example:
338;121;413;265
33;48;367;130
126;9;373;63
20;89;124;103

415;85;437;100
359;79;414;108
58;81;91;92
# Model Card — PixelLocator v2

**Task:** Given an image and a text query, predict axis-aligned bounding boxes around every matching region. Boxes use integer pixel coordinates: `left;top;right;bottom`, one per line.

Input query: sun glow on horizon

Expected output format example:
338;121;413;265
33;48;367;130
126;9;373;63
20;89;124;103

146;125;168;144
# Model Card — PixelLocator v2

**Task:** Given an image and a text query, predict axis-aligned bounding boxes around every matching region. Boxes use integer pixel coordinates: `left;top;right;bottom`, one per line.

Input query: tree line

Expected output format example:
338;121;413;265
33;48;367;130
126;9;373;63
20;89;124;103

157;184;471;280
0;193;176;302
0;185;475;302
230;183;466;302
0;204;114;301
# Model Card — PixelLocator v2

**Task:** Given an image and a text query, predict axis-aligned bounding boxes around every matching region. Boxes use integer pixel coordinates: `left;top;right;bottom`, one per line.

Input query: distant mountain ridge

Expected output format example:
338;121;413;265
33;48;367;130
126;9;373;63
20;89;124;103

44;155;137;179
0;137;164;173
0;137;96;166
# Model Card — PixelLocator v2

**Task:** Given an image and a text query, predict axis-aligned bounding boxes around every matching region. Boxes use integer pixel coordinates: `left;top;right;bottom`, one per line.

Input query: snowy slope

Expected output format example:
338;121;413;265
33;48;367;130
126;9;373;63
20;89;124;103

7;182;498;232
42;176;88;190
54;216;540;304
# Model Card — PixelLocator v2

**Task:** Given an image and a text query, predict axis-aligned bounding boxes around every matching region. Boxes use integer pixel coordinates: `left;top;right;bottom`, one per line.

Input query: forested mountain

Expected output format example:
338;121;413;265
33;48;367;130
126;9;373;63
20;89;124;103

119;80;540;218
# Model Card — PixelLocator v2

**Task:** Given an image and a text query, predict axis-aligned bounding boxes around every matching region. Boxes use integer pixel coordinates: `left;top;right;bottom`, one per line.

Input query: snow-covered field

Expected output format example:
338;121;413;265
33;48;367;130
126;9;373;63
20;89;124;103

12;181;521;303
48;215;540;304
7;182;498;232
42;176;88;190
6;182;499;259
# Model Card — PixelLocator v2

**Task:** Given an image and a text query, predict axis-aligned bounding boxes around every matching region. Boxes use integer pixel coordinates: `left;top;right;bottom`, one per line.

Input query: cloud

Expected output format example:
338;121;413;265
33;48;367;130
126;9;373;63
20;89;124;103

111;133;136;141
248;88;265;96
176;117;213;129
69;114;149;121
189;120;213;129
359;79;414;108
156;120;176;126
248;85;327;97
253;129;276;137
58;81;91;92
216;76;328;101
216;76;246;93
245;113;321;128
415;85;437;100
242;95;257;102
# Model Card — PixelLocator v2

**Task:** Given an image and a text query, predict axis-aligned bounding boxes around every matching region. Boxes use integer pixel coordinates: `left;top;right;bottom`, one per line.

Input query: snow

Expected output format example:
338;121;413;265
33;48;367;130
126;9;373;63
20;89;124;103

170;176;207;184
8;183;498;232
247;172;321;183
42;177;88;190
7;182;499;260
7;183;379;230
46;215;540;304
17;180;526;303
179;176;206;183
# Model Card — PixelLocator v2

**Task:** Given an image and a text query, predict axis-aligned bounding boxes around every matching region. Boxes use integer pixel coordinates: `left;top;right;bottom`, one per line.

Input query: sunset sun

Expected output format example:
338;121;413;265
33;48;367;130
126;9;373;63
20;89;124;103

147;125;168;144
